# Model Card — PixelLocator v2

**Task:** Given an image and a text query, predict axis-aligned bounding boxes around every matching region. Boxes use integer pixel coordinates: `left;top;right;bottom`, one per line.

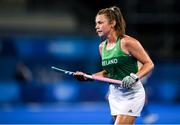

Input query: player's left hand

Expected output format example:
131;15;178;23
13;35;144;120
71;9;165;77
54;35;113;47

122;73;139;88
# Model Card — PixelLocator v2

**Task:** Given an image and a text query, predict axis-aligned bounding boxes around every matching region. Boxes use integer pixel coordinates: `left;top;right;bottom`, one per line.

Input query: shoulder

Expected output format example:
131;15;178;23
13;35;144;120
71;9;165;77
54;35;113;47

121;35;142;50
121;35;140;46
99;41;106;50
99;41;106;56
120;35;143;54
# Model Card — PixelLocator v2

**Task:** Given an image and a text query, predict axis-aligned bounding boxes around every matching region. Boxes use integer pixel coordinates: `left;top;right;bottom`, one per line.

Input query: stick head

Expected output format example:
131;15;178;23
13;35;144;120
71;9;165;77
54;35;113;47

65;71;74;75
51;66;74;75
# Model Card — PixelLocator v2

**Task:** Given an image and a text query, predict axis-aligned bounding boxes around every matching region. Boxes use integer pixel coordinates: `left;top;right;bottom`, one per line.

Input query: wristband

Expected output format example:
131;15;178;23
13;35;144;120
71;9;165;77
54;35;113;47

130;73;139;82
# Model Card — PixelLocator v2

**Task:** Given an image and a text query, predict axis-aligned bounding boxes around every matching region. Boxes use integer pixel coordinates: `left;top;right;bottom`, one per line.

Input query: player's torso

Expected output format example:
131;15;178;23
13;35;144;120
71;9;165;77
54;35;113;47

101;38;138;80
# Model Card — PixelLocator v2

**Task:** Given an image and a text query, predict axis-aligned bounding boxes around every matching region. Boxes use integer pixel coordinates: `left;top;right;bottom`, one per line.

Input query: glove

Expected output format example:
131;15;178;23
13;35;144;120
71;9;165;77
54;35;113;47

122;73;139;88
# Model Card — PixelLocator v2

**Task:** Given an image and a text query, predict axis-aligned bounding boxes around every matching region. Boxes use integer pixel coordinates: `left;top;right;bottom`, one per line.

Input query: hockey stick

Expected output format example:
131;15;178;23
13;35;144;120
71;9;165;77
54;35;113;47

51;66;122;85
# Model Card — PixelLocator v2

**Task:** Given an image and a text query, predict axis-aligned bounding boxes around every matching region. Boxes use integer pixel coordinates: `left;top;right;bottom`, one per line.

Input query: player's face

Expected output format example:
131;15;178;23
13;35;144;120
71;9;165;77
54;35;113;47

95;14;112;38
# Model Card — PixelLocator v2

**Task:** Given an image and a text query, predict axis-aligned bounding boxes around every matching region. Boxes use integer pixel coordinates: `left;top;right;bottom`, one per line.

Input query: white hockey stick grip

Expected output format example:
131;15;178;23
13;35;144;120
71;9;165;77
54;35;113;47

84;74;93;79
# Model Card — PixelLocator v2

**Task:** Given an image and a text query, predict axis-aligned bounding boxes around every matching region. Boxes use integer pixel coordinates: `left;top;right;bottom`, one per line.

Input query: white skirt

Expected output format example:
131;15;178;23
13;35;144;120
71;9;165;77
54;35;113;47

108;81;145;116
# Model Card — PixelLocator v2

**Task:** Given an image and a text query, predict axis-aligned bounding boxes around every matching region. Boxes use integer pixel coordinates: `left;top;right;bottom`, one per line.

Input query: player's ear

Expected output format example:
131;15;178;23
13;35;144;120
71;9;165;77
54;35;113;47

110;20;116;28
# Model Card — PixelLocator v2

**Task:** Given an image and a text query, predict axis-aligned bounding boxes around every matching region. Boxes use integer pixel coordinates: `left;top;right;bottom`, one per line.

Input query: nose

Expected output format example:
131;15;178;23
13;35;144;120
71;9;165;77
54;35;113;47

95;24;99;29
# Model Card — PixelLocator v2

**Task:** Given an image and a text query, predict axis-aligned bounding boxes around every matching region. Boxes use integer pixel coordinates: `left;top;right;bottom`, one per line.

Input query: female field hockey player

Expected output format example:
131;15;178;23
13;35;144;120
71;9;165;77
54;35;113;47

74;6;154;125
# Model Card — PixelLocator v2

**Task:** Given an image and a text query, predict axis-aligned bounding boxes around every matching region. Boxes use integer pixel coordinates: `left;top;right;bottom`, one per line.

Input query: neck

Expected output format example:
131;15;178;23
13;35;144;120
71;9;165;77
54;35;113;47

107;31;118;43
107;35;118;43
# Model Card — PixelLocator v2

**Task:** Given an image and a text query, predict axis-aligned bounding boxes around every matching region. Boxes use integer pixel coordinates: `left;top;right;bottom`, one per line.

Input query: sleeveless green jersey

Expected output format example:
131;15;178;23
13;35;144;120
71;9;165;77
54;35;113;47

102;37;138;80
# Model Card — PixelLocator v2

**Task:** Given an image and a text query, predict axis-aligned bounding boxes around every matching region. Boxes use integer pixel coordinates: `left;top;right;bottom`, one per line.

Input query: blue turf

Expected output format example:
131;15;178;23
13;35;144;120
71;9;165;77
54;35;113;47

0;103;180;124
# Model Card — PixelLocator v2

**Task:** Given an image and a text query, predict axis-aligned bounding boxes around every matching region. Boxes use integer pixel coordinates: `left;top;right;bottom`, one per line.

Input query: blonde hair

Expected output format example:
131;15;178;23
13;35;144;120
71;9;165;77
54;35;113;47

96;6;126;38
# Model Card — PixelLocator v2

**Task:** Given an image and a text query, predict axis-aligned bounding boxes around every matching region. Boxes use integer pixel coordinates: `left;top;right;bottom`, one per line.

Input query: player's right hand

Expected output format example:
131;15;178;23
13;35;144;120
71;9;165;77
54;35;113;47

73;71;88;81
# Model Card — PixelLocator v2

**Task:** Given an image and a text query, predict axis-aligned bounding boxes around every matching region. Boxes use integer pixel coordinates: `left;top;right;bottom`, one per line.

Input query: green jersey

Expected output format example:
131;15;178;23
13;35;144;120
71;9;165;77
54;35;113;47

102;38;138;80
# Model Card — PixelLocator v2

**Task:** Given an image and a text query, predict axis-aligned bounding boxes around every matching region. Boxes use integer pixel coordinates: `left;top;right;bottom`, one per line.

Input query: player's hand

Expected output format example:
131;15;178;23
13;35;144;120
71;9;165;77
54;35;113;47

73;71;88;81
122;73;139;88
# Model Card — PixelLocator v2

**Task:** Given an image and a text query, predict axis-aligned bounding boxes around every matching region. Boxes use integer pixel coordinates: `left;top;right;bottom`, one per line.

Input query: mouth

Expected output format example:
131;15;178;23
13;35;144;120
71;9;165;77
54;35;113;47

96;30;103;34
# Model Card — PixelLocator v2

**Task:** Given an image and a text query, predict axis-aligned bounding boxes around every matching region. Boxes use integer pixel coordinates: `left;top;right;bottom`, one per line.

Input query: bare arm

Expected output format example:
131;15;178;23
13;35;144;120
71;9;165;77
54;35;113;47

93;41;107;77
124;37;154;79
93;70;107;77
